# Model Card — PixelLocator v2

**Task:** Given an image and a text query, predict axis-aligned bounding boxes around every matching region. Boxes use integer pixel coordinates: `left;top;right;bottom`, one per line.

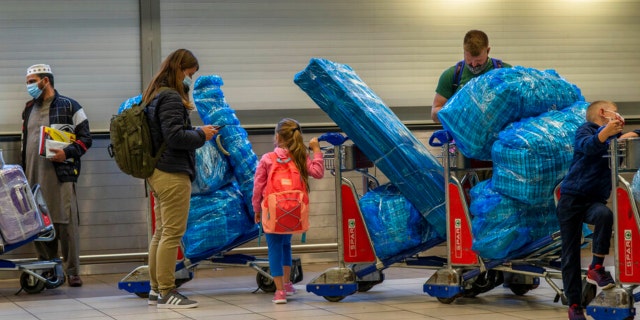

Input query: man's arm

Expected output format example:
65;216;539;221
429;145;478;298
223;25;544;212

431;93;448;122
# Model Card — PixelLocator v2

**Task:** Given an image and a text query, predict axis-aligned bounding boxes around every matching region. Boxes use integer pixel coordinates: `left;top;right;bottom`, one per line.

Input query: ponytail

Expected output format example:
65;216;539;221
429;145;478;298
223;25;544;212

276;118;310;190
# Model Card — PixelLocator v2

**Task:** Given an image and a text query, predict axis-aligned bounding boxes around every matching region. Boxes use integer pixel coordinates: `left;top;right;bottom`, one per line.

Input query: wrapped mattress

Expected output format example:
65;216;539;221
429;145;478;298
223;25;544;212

294;57;446;238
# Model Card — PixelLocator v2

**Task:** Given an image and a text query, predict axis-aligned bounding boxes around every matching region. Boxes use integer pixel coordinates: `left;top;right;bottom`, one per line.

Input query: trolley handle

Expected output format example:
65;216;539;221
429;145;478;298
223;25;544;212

318;132;349;146
429;130;453;147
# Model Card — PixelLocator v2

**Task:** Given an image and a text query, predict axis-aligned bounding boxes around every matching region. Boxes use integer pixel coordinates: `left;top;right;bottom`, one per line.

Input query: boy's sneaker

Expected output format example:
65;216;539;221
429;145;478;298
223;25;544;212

284;282;296;296
568;304;587;320
272;290;287;304
148;289;159;305
587;264;615;289
157;290;199;309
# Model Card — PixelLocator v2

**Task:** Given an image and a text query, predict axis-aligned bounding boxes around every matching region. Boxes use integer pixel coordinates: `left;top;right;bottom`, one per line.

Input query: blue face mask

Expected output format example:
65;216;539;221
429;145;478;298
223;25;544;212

26;81;43;99
182;76;192;91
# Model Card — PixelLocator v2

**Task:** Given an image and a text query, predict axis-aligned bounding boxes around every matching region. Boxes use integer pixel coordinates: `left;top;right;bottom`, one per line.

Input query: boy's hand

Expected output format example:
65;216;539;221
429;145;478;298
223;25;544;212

599;119;623;143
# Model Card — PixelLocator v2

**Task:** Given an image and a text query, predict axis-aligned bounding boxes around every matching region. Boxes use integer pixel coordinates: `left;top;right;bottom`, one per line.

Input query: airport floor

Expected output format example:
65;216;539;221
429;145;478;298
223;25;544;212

0;253;635;320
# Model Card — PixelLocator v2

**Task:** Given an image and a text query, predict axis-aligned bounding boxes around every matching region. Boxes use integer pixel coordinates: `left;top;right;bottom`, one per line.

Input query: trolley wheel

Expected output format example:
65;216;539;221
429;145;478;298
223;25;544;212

582;283;597;306
256;267;276;293
135;292;149;298
437;297;456;304
42;269;65;289
323;295;346;302
19;272;46;294
357;272;385;292
509;283;532;296
464;270;501;297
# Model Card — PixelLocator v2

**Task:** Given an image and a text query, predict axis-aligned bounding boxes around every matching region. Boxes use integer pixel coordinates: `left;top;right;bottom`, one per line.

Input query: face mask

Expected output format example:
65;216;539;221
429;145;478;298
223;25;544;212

466;63;485;75
26;81;43;99
604;109;625;125
182;75;192;91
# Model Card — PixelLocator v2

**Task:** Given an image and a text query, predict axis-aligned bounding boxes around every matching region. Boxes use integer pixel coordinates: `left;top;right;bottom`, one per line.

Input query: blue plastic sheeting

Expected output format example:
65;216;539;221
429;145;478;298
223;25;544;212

469;180;559;259
438;67;584;160
183;183;258;259
192;141;234;195
294;58;446;237
632;170;640;201
118;95;142;114
193;75;258;216
492;102;588;205
359;184;444;261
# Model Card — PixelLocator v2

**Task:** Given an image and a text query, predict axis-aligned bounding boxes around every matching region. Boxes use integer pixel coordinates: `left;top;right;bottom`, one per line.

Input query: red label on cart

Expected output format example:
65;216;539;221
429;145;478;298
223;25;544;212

341;184;376;264
616;187;640;284
448;183;478;265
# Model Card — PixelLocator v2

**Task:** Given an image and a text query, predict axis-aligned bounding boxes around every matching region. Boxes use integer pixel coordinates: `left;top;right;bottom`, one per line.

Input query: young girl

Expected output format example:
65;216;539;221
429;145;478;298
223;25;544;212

252;118;324;304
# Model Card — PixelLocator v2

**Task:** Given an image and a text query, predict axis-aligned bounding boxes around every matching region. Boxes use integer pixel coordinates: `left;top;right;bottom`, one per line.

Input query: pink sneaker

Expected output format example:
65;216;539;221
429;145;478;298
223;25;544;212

284;282;296;296
272;290;287;304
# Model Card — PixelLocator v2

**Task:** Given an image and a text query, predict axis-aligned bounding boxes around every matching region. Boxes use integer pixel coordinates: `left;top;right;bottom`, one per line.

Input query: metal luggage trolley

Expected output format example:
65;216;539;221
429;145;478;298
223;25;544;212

423;130;597;306
0;159;65;295
584;137;640;320
306;132;444;302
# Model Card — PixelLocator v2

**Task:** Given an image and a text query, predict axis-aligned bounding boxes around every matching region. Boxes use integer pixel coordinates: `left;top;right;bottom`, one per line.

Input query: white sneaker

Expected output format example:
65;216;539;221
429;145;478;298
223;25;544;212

148;289;159;305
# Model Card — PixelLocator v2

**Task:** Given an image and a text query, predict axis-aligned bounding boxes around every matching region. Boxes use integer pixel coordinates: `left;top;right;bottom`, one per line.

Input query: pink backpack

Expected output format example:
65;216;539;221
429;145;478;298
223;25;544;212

261;152;309;234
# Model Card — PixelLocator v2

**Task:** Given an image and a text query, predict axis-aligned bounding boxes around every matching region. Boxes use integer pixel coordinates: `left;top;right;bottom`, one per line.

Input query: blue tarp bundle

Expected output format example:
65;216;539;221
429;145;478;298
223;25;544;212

118;78;259;260
193;76;258;215
182;183;256;258
492;102;588;205
294;58;446;238
633;170;640;201
469;180;559;259
192;141;233;195
359;184;443;260
438;66;584;160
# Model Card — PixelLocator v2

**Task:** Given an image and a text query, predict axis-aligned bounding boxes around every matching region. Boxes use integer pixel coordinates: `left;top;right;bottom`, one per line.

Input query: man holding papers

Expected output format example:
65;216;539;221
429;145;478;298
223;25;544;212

20;64;92;287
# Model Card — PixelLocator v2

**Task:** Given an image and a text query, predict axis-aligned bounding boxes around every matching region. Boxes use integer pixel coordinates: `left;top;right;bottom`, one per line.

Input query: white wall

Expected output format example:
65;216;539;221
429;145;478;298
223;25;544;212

0;0;639;134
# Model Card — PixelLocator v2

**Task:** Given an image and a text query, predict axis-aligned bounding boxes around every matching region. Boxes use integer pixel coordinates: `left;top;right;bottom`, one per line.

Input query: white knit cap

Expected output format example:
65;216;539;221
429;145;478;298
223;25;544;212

26;64;53;76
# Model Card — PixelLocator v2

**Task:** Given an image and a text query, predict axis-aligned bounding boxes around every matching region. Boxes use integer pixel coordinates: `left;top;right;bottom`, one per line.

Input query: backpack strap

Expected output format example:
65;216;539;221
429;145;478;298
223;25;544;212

491;58;503;69
451;60;465;93
452;58;503;93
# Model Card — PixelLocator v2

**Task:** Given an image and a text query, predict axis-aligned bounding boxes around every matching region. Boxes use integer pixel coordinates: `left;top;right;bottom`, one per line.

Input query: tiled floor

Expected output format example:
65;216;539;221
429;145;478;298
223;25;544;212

0;258;635;320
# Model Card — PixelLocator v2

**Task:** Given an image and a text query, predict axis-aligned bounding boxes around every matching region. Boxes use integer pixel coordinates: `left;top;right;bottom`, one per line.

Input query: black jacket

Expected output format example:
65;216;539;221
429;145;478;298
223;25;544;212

21;90;92;182
146;89;206;181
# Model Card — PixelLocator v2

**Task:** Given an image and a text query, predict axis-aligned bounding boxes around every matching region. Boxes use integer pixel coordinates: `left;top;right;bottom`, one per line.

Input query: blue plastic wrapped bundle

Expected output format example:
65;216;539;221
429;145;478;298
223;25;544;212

294;58;446;237
469;180;532;259
193;75;258;215
117;94;142;114
183;183;258;259
192;140;234;195
359;184;442;260
492;102;588;205
632;170;640;201
438;67;584;160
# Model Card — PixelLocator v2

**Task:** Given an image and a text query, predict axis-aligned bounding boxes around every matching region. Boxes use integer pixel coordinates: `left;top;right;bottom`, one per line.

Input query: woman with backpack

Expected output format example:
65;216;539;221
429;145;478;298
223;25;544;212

143;48;218;309
252;118;324;304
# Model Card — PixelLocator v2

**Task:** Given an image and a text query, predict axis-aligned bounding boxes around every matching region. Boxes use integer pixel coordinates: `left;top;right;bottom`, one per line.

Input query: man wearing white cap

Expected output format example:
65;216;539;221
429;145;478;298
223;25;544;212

21;64;92;287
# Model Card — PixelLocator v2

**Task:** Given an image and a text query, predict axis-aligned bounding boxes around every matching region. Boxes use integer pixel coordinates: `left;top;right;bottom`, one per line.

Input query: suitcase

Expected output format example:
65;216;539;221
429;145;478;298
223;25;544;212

0;165;44;244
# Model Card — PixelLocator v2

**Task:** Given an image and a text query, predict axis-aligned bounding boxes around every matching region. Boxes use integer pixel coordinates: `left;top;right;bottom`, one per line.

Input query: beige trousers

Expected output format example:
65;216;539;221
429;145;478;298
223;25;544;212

147;169;191;296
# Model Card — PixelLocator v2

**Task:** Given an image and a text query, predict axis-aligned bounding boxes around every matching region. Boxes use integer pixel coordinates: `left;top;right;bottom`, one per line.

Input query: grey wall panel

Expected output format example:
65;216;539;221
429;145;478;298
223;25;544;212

0;0;141;134
160;0;640;122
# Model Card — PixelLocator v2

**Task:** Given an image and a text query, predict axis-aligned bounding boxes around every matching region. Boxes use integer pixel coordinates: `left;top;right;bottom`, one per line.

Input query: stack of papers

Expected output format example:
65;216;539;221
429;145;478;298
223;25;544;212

39;126;75;158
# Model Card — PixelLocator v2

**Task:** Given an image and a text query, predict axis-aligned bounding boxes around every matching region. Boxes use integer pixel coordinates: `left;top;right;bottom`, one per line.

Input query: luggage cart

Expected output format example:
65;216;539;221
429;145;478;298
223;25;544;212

306;133;446;302
0;182;65;294
584;138;640;320
118;200;303;298
423;130;597;306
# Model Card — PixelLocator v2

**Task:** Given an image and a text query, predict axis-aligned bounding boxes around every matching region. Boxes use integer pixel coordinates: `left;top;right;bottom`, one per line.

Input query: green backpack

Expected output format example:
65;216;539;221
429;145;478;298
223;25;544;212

108;88;168;179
